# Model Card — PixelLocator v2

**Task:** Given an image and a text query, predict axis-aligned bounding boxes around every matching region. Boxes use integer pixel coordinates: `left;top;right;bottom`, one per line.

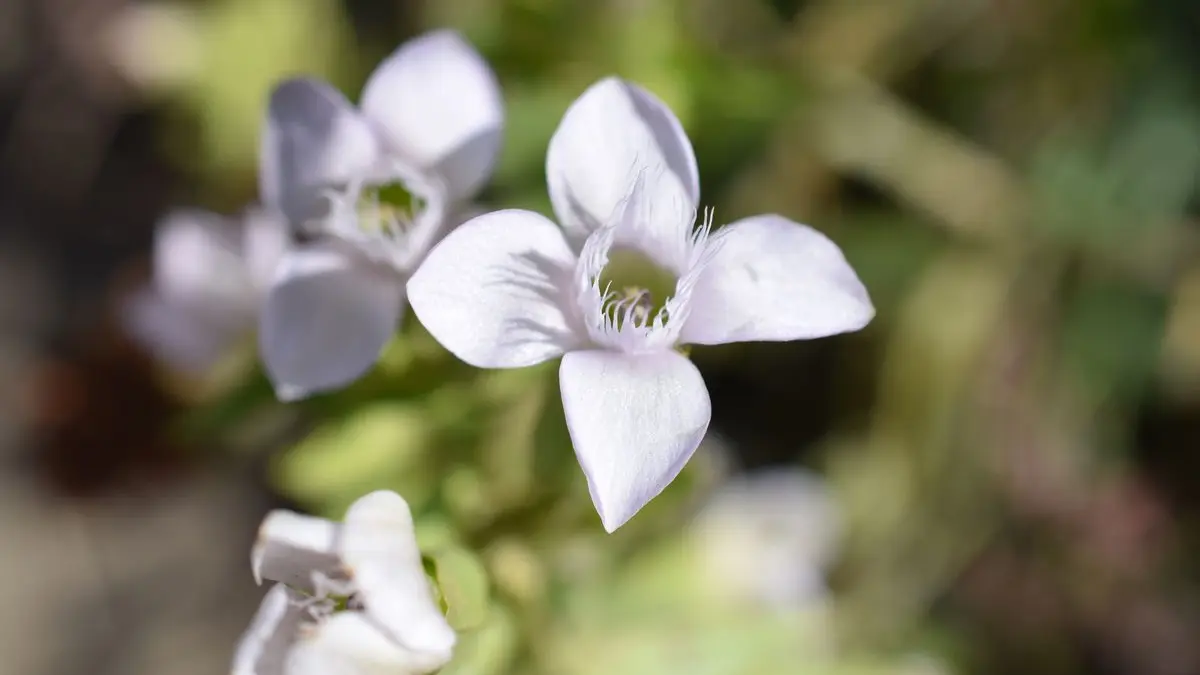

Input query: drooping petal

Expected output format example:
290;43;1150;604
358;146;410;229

260;78;379;227
259;243;404;401
559;349;711;532
242;207;290;297
153;208;251;308
680;214;874;345
251;509;344;592
546;77;699;247
288;612;445;675
407;209;582;368
232;584;309;675
360;30;503;201
340;491;455;671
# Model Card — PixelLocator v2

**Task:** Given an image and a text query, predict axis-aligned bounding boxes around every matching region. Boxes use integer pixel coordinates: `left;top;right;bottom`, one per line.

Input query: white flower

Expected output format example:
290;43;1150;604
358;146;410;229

406;77;873;532
121;207;286;374
233;491;455;675
257;30;504;401
691;469;842;609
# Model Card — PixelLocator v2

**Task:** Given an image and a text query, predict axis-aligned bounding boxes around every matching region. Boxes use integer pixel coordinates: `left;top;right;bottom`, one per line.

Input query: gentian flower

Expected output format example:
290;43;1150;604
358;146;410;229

258;30;503;400
407;77;873;532
233;490;455;674
122;207;285;374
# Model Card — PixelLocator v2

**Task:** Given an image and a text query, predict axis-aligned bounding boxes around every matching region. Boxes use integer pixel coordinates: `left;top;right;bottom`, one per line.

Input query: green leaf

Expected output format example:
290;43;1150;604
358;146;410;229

427;544;492;631
271;400;434;515
440;606;520;675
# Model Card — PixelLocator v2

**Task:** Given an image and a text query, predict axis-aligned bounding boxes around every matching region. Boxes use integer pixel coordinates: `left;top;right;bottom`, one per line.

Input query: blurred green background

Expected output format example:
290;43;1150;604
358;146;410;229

3;0;1200;674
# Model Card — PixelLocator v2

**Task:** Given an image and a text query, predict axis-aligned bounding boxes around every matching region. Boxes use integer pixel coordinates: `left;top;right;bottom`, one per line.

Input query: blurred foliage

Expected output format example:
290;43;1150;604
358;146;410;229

109;0;1200;673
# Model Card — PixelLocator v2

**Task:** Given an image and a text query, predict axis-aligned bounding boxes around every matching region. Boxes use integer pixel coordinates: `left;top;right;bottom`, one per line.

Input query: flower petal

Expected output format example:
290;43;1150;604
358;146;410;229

153;208;250;307
559;349;711;532
251;509;344;592
680;214;874;345
407;209;581;368
120;287;241;374
242;207;290;297
232;584;309;675
360;30;503;201
340;491;456;671
260;78;379;226
546;77;699;245
288;612;443;675
259;243;403;401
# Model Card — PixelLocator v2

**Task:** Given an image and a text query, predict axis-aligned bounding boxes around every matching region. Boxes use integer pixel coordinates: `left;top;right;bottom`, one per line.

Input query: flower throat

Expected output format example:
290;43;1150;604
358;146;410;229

598;247;677;329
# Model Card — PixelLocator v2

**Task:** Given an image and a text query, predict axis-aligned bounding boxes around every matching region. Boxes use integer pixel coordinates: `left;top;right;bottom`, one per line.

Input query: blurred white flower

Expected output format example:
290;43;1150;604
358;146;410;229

234;490;455;675
257;30;504;401
121;207;286;374
407;77;873;532
691;469;842;610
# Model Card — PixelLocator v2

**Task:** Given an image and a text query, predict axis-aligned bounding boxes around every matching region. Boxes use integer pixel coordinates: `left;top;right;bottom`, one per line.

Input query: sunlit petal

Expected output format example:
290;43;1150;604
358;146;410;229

340;491;455;671
407;209;582;368
546;77;699;247
360;30;503;201
559;349;711;532
681;214;874;345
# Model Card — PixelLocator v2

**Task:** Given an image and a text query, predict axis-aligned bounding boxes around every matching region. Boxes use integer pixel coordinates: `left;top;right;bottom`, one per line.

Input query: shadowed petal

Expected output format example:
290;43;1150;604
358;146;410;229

360;30;503;201
407;209;581;368
260;78;379;226
259;243;403;401
251;510;343;592
120;286;242;374
232;584;310;675
559;349;711;532
680;214;874;345
546;77;699;247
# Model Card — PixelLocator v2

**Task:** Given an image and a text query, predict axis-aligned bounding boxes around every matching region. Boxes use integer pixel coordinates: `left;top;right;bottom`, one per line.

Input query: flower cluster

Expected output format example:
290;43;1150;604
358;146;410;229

217;27;874;674
250;30;872;532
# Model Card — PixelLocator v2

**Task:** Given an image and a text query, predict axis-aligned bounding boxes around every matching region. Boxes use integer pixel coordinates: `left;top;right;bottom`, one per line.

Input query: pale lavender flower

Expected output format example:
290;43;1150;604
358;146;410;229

406;77;874;532
122;207;286;374
233;491;455;675
257;30;503;400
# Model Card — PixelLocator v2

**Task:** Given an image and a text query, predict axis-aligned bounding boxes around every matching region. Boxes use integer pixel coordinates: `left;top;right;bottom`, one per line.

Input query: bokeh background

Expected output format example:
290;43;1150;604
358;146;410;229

2;0;1200;674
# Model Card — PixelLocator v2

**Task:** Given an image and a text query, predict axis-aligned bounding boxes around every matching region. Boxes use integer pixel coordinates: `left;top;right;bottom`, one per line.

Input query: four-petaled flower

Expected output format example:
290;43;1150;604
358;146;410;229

407;77;874;532
258;30;504;401
233;491;455;675
122;207;286;374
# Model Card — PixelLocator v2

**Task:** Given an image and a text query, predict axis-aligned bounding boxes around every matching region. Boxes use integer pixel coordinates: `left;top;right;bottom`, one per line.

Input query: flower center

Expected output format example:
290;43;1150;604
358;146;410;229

355;180;422;238
597;247;678;329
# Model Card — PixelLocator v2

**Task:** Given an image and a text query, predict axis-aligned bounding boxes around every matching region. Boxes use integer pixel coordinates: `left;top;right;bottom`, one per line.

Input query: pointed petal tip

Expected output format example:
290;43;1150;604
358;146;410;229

598;509;626;534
